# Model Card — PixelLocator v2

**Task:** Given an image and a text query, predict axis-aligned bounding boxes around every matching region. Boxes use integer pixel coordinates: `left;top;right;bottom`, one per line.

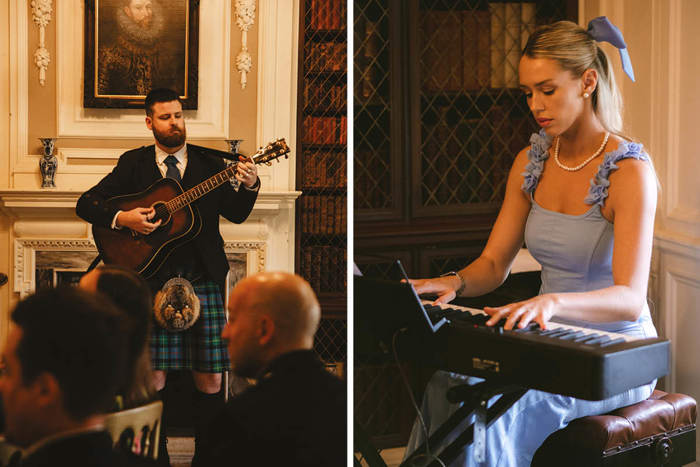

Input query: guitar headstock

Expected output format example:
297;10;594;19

251;138;291;166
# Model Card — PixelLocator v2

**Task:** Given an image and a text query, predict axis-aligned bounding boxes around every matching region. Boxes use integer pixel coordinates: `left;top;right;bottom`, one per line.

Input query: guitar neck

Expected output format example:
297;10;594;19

163;139;289;213
165;164;238;213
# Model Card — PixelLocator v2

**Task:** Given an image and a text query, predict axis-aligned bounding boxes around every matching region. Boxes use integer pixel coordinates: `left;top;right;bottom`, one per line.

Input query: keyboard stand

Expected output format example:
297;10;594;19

400;380;528;467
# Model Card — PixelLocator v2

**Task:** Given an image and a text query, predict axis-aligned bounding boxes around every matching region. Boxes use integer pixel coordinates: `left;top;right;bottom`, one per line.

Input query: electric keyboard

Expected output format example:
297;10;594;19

413;300;669;400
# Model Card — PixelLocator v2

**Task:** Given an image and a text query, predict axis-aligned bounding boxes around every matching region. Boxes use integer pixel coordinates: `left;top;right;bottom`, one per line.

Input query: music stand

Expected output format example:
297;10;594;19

354;273;526;467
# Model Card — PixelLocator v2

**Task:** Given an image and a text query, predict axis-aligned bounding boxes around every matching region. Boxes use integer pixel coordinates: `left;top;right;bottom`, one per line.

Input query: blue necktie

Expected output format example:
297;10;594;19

164;155;181;183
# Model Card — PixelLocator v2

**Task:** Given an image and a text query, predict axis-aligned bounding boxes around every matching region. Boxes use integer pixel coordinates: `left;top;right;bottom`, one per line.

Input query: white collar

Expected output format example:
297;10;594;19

155;144;187;165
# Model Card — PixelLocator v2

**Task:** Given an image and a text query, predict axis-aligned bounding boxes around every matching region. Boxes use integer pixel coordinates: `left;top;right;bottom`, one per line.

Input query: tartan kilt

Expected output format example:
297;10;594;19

150;281;230;373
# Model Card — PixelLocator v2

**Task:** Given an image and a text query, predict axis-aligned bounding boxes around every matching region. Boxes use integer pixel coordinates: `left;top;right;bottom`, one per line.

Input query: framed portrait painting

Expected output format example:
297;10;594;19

83;0;199;109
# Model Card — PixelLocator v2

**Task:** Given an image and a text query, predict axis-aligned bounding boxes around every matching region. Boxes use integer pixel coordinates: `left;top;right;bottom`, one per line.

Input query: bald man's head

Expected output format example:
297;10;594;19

222;272;321;377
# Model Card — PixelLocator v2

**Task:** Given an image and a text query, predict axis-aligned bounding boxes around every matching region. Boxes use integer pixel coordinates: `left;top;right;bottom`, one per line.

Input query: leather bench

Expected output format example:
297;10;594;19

532;390;697;466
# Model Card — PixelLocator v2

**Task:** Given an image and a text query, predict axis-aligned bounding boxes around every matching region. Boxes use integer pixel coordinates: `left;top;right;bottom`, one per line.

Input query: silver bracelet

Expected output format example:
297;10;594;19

440;270;466;296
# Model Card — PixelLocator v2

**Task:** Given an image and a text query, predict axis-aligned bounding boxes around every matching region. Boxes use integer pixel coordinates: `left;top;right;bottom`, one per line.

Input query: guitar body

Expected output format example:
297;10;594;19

90;138;289;279
92;177;202;278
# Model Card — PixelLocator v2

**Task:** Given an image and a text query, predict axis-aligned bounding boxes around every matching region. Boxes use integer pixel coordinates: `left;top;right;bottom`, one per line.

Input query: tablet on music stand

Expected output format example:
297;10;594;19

354;260;447;346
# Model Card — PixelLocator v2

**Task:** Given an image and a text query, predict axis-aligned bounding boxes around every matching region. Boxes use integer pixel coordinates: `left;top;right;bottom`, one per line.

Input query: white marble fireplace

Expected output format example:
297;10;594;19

0;189;299;298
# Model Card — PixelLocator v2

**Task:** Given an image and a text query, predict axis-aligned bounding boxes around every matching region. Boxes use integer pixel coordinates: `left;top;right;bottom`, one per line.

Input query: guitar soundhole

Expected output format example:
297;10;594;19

152;202;171;227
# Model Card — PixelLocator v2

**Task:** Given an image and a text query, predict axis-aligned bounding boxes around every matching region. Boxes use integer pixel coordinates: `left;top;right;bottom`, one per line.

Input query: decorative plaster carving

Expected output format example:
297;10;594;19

235;0;256;89
14;239;96;297
31;0;52;86
224;240;266;273
14;239;267;297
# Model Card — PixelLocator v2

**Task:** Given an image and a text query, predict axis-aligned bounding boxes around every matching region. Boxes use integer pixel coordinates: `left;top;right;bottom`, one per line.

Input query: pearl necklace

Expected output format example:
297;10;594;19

553;132;610;172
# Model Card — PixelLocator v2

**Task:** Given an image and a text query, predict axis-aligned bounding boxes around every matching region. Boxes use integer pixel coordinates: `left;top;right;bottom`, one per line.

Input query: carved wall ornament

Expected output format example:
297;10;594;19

14;239;96;297
224;240;266;273
14;238;267;298
235;0;256;89
31;0;53;86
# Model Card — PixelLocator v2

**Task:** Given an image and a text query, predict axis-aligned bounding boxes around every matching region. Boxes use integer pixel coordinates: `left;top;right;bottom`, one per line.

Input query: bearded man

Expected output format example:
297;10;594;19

98;0;170;95
76;88;260;466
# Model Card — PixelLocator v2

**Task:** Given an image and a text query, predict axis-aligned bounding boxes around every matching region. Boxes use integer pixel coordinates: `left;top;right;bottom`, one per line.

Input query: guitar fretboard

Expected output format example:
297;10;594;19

159;139;288;214
164;164;239;213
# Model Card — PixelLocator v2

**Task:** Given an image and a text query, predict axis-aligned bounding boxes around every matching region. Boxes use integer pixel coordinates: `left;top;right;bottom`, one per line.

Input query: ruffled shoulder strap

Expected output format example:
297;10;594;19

584;140;649;206
521;129;553;194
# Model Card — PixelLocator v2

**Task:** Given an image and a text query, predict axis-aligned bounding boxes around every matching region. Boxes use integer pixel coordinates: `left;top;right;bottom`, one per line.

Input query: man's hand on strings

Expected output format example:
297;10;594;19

117;207;162;235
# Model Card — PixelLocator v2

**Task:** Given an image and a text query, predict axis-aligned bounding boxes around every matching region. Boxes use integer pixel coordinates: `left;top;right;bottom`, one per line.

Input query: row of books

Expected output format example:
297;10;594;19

302;116;348;145
305;41;346;72
303;150;346;188
300;194;347;235
304;80;345;112
358;19;383;102
419;3;535;92
308;0;346;31
302;245;346;293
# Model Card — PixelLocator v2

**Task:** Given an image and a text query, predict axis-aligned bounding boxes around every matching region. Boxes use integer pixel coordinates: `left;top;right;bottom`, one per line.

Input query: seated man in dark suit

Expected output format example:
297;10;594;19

199;272;346;466
0;287;154;466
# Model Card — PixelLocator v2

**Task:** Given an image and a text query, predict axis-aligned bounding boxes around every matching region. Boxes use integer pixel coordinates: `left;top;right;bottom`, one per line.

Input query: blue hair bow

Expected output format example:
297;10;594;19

587;16;635;82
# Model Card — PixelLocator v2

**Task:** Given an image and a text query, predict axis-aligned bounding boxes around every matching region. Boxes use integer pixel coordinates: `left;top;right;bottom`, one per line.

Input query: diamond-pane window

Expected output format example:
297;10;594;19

355;0;394;211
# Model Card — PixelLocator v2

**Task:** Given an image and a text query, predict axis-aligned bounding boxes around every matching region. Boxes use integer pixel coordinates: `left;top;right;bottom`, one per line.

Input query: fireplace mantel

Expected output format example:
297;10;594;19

0;189;301;219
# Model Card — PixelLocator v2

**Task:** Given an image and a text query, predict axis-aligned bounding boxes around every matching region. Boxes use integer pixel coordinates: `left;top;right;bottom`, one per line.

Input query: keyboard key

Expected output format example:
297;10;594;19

599;337;626;348
574;333;603;344
558;330;585;340
552;330;579;340
514;323;540;333
546;329;571;338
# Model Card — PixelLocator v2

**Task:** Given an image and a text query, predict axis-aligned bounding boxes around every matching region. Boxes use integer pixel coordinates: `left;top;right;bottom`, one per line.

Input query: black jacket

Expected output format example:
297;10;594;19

76;144;258;286
199;350;347;466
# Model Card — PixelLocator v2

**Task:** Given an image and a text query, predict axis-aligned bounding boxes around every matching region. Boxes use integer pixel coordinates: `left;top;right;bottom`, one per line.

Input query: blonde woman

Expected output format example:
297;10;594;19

406;18;658;466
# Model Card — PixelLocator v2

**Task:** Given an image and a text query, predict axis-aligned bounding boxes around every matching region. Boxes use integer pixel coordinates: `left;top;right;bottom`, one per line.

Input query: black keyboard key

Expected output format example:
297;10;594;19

514;323;541;333
574;333;602;343
584;335;611;346
552;330;579;340
600;337;626;348
546;329;571;338
558;330;585;340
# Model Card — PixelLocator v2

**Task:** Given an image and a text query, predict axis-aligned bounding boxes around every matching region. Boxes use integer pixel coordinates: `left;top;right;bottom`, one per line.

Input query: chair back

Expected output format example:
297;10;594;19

103;400;163;459
0;438;23;467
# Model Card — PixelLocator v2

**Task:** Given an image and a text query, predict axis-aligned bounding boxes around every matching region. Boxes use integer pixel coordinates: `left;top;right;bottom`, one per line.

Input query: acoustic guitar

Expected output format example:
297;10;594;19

92;139;290;278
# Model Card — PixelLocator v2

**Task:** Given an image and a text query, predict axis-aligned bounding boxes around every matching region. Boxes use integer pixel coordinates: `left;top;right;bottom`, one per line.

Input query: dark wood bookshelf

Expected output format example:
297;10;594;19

297;0;347;371
303;108;347;117
306;29;348;41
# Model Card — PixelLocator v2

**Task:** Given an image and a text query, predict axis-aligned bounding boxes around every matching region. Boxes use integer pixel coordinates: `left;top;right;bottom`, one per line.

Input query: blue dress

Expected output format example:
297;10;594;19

405;130;657;466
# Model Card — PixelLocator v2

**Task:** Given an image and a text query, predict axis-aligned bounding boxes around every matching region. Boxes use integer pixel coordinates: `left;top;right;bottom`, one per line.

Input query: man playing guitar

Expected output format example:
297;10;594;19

76;88;259;466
